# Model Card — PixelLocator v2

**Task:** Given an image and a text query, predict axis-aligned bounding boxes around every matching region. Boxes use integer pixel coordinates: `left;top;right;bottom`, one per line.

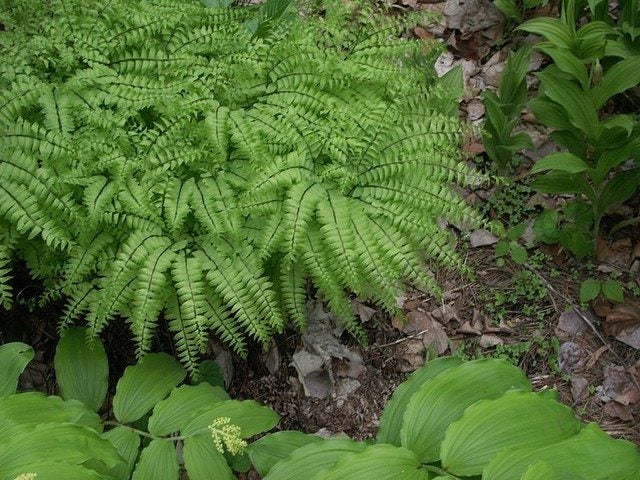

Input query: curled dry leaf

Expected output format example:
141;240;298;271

604;401;634;421
603;301;640;349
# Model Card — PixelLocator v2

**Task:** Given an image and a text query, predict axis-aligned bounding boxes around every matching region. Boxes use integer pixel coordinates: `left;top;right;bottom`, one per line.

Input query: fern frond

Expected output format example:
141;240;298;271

196;240;278;343
278;261;308;330
166;253;209;373
282;182;326;262
85;231;169;337
129;242;181;356
0;241;13;310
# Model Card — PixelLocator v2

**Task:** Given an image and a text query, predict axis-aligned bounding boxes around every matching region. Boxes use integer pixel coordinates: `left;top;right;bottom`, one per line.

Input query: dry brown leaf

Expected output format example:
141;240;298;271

604;401;634;421
596;237;633;269
603;303;640;336
593;297;613;318
430;303;459;324
586;345;610;369
352;300;377;323
570;375;589;402
615;389;640;406
403;310;433;334
414;26;433;40
458;320;482;335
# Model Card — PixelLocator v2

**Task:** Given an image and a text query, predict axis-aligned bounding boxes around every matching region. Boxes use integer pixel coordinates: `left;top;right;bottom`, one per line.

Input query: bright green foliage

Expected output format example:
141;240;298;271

54;327;109;411
0;0;479;372
0;330;280;479
493;0;549;23
482;46;534;172
521;0;640;256
255;357;640;480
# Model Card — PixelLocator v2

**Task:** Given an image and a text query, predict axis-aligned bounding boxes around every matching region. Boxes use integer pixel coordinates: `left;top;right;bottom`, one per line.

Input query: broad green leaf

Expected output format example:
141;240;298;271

438;66;464;104
196;359;225;388
559;226;594;259
182;399;279;437
520;461;576;480
226;451;251;472
580;279;601;303
400;358;531;462
538;72;598;135
113;353;186;423
0;342;34;396
529;98;572;130
536;43;589;88
518;18;573;49
483;423;640;480
0;392;102;438
183;434;235;480
131;439;179;480
509;244;528;264
494;0;521;21
247;430;323;477
591;56;640;108
506;223;526;240
507;132;533;151
499;46;532;108
54;327;108;411
530;153;591;175
3;462;105;480
148;383;230;436
0;423;123;474
597;114;634;138
323;444;428;480
597;168;640;218
263;438;365;480
377;356;463;445
102;426;141;480
440;390;582;476
550;130;586;157
533;210;559;243
602;280;624;303
532;171;594;198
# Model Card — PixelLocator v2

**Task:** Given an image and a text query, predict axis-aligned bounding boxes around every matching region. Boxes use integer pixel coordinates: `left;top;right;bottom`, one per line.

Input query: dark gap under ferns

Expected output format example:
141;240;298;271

0;0;480;373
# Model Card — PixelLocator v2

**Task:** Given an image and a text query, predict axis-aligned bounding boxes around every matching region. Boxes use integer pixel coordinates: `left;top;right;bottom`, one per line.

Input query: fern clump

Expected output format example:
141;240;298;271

0;0;480;372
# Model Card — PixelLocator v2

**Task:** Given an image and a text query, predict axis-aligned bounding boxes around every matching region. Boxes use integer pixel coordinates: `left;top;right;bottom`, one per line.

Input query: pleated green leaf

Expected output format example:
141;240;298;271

377;356;463;445
0;342;34;396
483;423;640;480
3;462;105;480
263;438;365;480
0;392;102;438
322;444;428;480
113;353;186;423
182;399;279;438
183;434;235;480
519;461;570;480
400;358;531;462
440;390;582;476
530;153;591;175
247;430;323;477
102;426;141;480
131;439;179;480
54;327;108;411
148;383;230;436
0;423;124;474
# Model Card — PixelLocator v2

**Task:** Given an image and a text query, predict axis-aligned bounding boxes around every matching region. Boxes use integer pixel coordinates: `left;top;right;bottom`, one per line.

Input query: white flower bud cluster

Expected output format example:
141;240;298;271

207;417;247;455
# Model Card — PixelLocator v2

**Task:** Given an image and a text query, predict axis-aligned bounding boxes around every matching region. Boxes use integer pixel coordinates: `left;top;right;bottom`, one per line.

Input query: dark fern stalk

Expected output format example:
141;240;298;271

0;0;480;373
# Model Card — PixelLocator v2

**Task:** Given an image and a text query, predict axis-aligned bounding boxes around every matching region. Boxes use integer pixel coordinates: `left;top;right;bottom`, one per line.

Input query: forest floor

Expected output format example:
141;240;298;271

2;0;639;473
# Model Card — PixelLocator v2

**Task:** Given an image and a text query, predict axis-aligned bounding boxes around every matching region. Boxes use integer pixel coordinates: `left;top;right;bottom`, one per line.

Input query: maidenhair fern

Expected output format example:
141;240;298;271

0;0;480;373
